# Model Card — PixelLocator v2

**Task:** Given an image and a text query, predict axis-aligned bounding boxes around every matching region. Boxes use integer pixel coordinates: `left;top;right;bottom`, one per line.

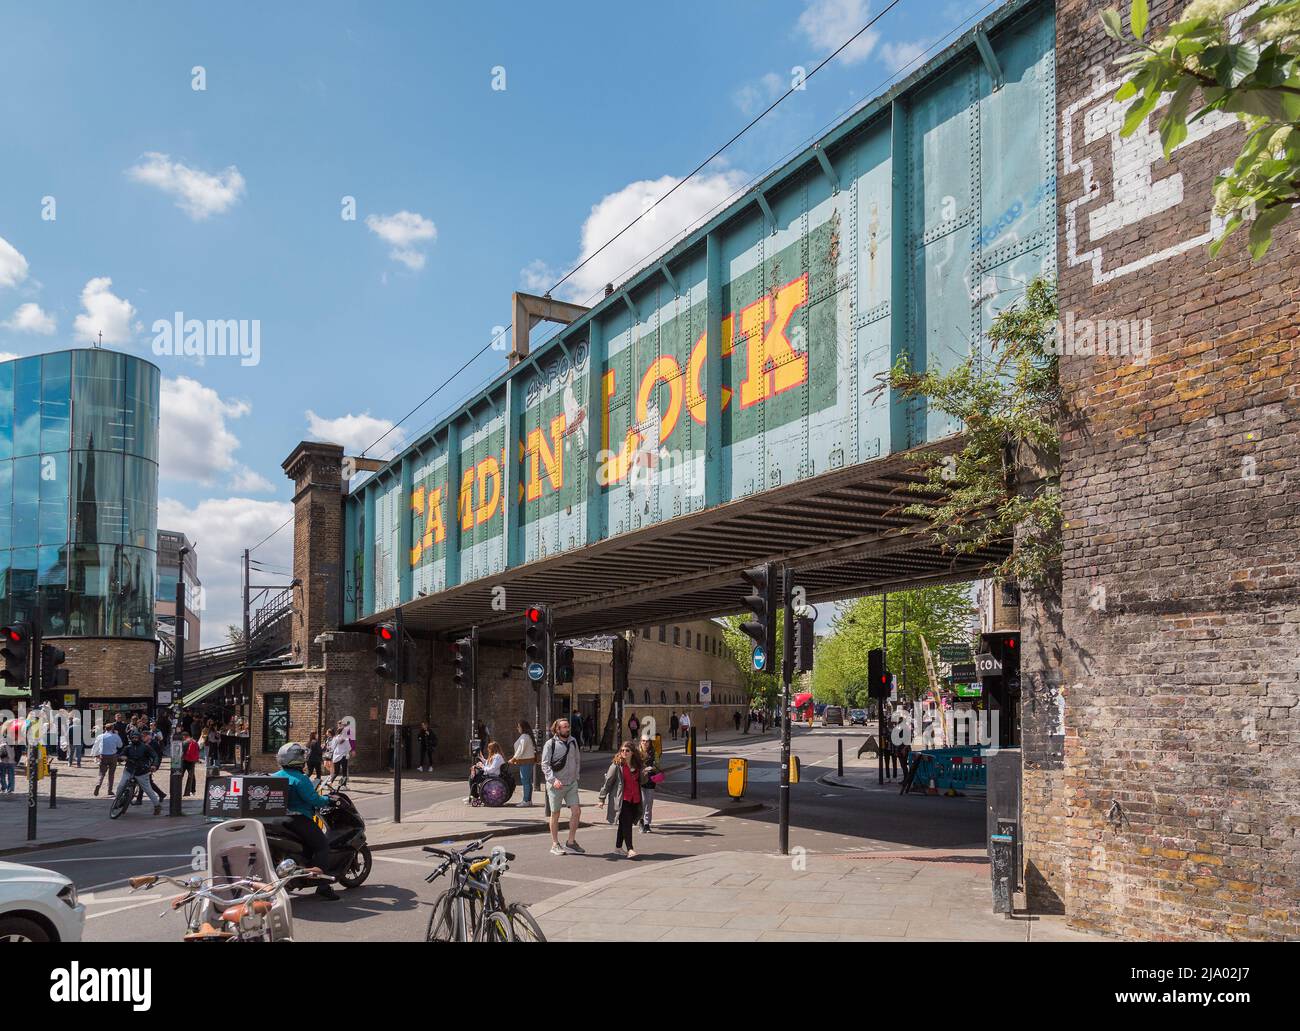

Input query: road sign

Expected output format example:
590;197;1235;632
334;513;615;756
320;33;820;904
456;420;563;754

699;680;712;706
974;653;1003;676
385;699;405;726
526;661;545;682
939;643;972;663
950;662;978;683
751;646;767;672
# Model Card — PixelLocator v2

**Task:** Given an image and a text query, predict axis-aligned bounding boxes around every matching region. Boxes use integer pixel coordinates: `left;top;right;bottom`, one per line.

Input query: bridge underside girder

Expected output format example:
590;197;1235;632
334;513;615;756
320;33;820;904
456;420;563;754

357;436;1007;641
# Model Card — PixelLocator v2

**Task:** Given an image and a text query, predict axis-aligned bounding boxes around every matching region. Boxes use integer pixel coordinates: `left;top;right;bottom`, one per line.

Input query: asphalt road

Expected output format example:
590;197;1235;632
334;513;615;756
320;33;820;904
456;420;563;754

25;725;985;942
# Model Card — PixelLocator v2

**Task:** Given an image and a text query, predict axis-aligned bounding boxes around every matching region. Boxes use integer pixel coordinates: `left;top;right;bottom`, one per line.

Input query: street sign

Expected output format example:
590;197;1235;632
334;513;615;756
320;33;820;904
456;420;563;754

974;653;1003;676
752;646;767;672
939;643;972;664
385;699;405;726
950;662;978;683
526;661;545;682
699;680;712;706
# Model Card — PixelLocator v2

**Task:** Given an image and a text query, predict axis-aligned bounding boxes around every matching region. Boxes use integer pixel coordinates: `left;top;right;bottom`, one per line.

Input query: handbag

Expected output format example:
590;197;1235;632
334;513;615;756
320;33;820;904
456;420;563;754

650;772;665;785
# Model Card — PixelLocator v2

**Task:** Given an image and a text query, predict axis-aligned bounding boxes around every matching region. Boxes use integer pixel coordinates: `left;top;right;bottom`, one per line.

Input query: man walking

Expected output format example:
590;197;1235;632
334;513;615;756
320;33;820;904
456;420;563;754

679;710;691;746
417;721;436;772
92;724;123;796
669;711;679;741
541;718;583;856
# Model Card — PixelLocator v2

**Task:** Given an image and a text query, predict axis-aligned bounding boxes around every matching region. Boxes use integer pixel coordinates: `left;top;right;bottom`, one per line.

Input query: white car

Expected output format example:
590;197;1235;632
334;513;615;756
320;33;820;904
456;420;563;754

0;860;86;942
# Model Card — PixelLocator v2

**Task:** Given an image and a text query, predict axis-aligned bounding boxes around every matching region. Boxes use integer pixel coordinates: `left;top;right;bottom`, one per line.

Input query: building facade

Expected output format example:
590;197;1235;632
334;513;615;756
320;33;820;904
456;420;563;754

156;529;201;652
0;348;160;712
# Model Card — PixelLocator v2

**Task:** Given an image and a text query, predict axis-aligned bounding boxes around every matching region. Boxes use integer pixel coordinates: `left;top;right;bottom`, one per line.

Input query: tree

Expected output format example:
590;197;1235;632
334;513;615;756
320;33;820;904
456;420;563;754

810;585;976;705
1103;0;1300;258
719;615;784;709
887;277;1061;587
226;624;245;646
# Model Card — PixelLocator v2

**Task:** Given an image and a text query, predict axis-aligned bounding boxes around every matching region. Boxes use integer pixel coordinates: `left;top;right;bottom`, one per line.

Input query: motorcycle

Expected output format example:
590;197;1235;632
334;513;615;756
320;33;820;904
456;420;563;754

263;784;372;890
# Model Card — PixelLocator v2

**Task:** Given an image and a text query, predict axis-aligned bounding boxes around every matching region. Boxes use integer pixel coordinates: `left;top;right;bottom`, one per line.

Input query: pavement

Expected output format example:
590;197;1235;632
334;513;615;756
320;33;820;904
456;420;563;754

528;847;1104;942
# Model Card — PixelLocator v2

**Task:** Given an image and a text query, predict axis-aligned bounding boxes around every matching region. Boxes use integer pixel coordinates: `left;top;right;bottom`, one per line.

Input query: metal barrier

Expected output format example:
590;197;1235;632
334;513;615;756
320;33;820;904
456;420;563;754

908;747;986;793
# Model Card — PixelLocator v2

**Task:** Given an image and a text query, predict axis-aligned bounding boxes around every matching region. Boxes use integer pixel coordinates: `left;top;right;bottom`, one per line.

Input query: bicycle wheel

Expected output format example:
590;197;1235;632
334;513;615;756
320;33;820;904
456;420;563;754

426;890;472;942
109;782;131;819
474;910;514;942
505;902;546;942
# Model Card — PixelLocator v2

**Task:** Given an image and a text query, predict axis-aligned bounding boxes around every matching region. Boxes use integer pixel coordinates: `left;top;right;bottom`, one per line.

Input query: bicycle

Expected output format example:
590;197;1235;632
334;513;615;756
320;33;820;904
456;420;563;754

423;840;545;942
109;773;157;819
128;860;320;941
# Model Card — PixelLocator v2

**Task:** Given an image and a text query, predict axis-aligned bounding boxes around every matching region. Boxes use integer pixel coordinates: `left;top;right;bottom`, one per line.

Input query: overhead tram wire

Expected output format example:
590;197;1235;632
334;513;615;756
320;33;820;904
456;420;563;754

252;0;921;555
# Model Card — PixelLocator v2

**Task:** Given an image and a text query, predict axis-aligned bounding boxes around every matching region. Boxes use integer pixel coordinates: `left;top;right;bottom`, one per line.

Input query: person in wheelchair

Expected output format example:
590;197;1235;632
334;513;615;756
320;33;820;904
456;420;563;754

466;741;512;805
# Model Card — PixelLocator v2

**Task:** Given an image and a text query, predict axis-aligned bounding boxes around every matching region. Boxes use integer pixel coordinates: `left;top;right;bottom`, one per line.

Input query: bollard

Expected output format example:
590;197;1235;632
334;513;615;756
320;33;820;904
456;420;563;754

704;727;709;742
838;738;843;778
26;750;37;841
48;767;57;808
689;727;697;800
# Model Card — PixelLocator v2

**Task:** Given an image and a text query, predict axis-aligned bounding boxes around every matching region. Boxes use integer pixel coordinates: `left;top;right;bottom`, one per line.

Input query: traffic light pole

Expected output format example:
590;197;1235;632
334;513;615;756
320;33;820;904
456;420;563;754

880;592;887;785
170;572;185;816
541;610;554;818
779;566;794;856
392;607;404;825
27;620;41;841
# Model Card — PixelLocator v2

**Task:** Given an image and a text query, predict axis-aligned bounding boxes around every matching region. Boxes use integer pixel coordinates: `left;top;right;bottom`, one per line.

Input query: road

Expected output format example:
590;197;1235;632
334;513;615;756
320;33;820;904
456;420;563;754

26;725;985;941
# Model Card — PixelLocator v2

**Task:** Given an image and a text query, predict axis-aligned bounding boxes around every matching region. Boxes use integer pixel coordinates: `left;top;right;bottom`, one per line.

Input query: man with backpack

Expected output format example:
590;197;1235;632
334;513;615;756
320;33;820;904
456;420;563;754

541;718;583;856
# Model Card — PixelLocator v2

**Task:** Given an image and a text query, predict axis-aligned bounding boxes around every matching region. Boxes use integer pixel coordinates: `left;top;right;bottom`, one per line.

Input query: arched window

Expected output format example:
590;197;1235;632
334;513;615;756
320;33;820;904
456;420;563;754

643;689;650;704
660;690;667;704
674;691;680;704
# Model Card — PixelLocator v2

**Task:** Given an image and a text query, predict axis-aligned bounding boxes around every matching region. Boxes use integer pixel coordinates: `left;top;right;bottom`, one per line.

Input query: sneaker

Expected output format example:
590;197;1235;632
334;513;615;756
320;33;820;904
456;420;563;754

153;805;162;815
463;796;473;804
549;844;568;856
566;841;585;854
93;784;101;796
627;849;639;859
315;885;341;901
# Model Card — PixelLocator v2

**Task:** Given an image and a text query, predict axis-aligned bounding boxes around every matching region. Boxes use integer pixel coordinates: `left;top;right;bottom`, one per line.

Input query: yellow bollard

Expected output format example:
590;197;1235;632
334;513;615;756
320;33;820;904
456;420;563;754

653;733;663;761
727;757;748;799
789;755;800;784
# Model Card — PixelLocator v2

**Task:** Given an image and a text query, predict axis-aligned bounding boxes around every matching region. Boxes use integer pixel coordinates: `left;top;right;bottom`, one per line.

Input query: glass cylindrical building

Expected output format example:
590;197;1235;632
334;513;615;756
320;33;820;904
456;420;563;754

0;349;160;643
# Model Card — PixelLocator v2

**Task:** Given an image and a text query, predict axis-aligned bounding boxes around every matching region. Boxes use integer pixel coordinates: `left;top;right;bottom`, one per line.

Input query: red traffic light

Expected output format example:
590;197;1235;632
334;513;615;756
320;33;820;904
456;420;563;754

375;625;394;641
526;607;542;623
4;628;22;642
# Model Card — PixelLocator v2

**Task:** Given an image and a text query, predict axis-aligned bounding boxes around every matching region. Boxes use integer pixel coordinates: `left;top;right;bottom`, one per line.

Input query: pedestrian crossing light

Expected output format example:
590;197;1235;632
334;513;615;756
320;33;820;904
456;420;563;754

793;616;815;674
1;623;31;688
374;623;399;681
555;643;575;684
739;563;776;675
40;644;68;691
868;648;891;699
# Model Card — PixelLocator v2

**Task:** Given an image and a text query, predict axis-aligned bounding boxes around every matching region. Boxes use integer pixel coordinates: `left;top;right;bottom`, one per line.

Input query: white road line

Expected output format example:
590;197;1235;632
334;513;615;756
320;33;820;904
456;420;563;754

38;854;194;864
371;854;582;887
86;897;170;920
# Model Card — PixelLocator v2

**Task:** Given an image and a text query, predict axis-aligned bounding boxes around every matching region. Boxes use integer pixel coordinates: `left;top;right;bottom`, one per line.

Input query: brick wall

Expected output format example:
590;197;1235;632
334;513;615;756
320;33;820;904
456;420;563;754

1028;0;1300;939
52;637;158;704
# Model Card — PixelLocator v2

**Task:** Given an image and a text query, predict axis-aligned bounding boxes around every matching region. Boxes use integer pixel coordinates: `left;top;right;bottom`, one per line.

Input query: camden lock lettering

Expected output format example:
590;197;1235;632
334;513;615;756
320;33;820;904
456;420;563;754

409;260;825;568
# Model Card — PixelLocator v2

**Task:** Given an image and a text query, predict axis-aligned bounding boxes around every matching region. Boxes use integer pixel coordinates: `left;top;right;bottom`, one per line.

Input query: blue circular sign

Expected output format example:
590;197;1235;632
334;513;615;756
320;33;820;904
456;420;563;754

751;646;767;672
527;662;545;682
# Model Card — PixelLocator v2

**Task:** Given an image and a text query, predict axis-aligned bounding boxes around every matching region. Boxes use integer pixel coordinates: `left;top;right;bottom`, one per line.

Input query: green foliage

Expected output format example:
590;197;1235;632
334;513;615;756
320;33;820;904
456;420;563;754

719;615;783;709
887;277;1061;587
1104;0;1300;258
811;586;976;705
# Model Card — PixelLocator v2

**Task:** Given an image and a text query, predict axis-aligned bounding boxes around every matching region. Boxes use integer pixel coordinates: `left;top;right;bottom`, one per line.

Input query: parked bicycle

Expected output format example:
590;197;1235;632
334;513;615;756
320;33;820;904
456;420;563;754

128;859;320;941
423;839;545;942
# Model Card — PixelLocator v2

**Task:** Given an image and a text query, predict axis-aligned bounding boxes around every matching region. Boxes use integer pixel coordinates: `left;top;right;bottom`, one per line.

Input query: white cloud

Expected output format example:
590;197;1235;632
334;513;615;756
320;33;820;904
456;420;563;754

126;152;247;220
159;375;251;486
0;352;20;363
306;409;405;457
797;0;880;65
880;39;928;72
521;169;750;305
73;276;135;344
4;302;55;334
0;235;30;289
365;210;437;270
158;496;294;645
734;72;786;116
229;465;276;493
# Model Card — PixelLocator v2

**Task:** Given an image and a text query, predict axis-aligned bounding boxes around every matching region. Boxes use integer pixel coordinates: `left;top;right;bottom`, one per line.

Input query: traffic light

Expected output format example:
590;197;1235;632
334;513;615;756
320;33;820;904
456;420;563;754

868;648;891;699
1;623;31;688
40;644;67;691
611;635;629;702
739;563;776;674
555;643;575;684
451;637;475;690
374;623;398;680
524;605;549;681
793;616;815;673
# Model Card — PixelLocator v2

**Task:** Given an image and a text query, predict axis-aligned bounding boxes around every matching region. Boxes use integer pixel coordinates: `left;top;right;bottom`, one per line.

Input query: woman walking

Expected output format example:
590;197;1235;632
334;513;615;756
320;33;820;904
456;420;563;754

639;737;662;833
306;732;324;782
598;740;644;858
510;720;536;807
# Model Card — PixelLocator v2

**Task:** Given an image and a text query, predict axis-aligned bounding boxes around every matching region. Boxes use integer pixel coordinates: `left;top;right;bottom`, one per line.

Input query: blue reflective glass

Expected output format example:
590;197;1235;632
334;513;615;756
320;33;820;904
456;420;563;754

40;351;71;453
38;452;69;547
13;358;41;457
0;362;13;462
11;455;38;549
8;547;37;624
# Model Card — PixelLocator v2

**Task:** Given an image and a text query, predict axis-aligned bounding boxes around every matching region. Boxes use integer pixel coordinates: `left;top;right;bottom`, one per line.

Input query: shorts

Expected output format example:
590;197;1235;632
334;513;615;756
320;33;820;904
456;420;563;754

546;780;580;810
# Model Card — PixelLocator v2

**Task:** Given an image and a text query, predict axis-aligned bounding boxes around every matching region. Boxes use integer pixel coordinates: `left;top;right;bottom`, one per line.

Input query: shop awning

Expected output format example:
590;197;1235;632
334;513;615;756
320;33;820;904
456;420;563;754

0;685;31;699
181;671;243;708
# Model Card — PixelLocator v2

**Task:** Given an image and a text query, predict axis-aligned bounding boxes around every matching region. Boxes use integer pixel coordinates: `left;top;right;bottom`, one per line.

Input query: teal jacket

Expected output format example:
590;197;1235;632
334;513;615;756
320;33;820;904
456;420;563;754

272;767;329;818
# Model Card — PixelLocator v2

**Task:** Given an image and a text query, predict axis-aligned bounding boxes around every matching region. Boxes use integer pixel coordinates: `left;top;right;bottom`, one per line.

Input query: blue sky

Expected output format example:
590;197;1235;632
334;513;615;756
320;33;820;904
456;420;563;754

0;0;995;637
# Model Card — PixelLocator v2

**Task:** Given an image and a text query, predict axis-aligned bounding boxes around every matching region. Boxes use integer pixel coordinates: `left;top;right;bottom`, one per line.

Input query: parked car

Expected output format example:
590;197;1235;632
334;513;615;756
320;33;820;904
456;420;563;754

0;861;85;942
822;705;845;726
849;708;869;726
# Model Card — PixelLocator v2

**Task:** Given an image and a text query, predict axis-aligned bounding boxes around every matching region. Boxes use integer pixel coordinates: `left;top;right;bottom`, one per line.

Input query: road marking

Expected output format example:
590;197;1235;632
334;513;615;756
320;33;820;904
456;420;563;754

86;896;172;920
38;854;194;864
371;854;582;887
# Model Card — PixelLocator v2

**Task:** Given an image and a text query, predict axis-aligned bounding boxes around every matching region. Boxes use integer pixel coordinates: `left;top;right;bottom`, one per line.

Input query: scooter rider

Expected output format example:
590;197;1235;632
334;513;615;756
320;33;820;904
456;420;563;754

271;742;340;901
